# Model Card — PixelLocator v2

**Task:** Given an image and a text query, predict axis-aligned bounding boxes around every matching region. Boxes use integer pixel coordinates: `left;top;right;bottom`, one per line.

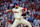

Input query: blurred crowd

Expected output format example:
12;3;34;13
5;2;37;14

0;0;40;27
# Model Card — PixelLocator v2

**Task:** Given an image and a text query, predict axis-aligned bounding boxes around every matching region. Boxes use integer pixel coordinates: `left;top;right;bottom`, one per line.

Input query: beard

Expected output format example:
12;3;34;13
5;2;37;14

15;7;18;9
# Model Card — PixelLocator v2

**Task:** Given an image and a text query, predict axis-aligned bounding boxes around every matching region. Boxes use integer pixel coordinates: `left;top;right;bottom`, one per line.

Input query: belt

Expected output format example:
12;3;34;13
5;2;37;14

15;18;23;20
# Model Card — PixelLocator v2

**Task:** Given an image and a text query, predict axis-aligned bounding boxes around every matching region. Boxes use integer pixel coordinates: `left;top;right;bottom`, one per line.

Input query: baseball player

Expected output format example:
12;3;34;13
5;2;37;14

6;3;32;27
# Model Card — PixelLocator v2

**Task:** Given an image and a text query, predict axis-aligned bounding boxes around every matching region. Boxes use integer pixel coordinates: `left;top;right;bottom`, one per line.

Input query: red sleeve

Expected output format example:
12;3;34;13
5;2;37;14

22;8;26;10
0;26;2;27
9;20;12;23
39;16;40;18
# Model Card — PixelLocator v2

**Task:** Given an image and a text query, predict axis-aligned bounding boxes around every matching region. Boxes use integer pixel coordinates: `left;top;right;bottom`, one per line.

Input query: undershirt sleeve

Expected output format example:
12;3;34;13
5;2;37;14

22;8;26;10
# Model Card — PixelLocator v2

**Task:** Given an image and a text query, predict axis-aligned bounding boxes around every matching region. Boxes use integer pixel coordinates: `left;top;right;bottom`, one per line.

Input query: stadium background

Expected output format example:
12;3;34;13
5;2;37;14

0;0;40;27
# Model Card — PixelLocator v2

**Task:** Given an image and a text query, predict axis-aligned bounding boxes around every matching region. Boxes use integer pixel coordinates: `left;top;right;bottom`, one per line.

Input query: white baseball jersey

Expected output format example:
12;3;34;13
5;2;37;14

12;7;24;19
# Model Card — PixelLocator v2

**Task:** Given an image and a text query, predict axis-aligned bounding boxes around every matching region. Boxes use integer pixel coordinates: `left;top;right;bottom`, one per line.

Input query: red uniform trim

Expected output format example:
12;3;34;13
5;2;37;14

22;8;26;10
0;26;2;27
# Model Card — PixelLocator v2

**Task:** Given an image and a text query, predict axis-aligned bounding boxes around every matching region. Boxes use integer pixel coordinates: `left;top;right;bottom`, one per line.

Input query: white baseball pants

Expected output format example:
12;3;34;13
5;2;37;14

11;18;32;27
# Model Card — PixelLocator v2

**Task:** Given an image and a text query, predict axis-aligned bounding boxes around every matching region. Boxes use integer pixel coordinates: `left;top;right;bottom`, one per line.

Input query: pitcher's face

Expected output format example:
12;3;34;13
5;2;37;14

15;5;19;9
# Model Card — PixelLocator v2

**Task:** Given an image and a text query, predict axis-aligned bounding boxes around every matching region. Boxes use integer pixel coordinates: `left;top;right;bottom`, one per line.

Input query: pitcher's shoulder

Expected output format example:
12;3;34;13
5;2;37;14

19;7;23;8
12;8;15;10
12;8;15;9
12;8;15;11
19;7;23;9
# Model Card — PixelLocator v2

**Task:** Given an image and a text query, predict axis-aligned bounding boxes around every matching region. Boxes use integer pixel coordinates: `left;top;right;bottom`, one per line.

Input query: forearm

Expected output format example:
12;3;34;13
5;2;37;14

6;9;10;11
6;9;12;12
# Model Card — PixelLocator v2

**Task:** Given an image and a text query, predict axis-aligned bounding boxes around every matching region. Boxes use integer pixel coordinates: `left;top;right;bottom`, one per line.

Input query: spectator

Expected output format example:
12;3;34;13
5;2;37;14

33;18;39;27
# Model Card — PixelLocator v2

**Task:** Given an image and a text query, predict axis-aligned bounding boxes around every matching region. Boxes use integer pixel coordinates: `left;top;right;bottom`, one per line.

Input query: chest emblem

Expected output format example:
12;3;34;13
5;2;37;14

14;11;19;13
